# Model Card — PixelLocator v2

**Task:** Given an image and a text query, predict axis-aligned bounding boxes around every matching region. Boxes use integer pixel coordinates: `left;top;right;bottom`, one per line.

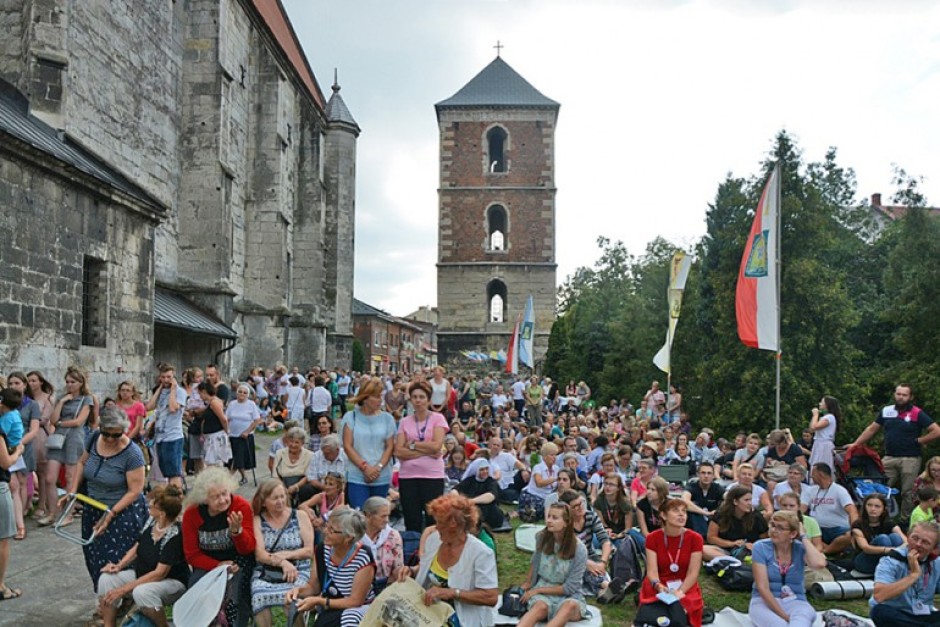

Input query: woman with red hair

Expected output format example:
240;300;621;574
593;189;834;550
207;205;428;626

395;492;498;627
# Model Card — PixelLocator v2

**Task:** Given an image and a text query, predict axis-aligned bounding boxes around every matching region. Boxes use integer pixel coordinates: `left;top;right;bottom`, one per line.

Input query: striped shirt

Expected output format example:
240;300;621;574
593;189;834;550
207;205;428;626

322;543;376;603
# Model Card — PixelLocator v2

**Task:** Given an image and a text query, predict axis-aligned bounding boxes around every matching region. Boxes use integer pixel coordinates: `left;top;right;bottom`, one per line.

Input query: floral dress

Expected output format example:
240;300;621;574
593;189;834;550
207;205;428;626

250;510;311;614
528;540;588;621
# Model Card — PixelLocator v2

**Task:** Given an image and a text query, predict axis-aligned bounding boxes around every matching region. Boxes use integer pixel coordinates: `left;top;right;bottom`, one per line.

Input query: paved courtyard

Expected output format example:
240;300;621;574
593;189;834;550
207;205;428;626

1;434;278;626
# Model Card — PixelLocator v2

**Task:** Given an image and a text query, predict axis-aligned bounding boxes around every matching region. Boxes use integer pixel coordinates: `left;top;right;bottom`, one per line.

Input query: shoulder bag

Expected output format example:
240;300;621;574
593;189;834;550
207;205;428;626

256;510;296;583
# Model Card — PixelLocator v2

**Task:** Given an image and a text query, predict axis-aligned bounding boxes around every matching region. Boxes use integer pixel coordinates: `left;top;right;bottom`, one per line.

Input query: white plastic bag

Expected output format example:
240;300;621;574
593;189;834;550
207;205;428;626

172;564;229;627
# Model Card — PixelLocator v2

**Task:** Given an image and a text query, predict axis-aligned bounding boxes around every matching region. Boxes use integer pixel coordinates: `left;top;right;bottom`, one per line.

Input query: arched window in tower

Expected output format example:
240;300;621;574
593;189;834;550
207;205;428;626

487;279;508;323
487;126;507;173
486;204;507;251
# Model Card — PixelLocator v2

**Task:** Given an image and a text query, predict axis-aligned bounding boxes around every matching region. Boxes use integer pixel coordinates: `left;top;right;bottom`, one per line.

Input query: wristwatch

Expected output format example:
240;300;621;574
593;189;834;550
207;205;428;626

409;441;417;451
377;462;384;470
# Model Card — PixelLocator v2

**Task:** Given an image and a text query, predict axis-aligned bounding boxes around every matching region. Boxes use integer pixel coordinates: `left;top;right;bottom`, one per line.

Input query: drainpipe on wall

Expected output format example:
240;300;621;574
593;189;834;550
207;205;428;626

214;337;238;371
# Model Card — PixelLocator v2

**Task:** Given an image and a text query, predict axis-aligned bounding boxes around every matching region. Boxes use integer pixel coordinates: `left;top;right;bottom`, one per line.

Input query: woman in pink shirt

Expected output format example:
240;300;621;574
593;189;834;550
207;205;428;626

115;381;147;441
394;380;449;532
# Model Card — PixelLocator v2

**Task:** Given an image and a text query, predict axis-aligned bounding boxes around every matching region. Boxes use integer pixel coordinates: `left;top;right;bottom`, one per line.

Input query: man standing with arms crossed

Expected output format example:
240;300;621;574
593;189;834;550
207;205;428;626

850;384;940;522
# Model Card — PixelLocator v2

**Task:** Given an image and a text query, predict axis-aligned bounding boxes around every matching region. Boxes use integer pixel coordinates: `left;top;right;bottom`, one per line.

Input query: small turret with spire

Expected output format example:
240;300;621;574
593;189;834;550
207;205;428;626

325;67;359;133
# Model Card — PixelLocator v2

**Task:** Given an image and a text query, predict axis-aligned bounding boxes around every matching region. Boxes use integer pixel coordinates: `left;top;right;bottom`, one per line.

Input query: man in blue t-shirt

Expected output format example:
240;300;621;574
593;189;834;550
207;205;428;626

870;521;940;627
145;364;188;489
850;384;940;521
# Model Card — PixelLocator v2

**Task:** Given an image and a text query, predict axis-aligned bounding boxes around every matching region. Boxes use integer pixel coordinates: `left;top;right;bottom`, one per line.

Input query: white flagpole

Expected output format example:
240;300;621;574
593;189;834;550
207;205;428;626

774;163;782;430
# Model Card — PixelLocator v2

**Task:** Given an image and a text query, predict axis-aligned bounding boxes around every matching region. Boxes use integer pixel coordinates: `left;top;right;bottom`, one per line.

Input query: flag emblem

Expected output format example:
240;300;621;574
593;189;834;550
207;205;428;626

743;231;769;278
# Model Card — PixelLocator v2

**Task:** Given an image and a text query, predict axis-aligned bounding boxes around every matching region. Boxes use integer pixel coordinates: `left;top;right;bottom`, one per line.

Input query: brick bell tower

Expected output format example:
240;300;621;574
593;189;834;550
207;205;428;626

435;55;559;368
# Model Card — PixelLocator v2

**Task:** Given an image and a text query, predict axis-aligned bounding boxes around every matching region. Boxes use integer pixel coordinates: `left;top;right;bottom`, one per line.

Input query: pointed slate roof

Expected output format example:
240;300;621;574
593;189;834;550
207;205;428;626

325;72;360;134
436;57;559;111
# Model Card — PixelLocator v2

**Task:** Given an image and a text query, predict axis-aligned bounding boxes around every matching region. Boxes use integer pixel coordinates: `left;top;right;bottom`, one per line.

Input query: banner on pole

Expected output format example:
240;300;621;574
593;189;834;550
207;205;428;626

518;295;535;368
736;167;780;351
653;251;693;373
505;315;520;374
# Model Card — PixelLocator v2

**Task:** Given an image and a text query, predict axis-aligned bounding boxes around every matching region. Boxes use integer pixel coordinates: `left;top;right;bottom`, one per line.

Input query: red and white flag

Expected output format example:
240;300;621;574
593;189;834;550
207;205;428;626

736;167;780;351
505;315;520;374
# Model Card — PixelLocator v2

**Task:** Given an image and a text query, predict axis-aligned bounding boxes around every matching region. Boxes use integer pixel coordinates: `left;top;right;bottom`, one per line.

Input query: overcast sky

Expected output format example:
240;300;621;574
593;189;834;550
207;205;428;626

283;0;940;317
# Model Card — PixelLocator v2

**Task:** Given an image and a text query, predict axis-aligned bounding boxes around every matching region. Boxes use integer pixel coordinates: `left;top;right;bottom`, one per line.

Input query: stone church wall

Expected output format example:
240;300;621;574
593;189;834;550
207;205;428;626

0;0;357;382
0;149;158;392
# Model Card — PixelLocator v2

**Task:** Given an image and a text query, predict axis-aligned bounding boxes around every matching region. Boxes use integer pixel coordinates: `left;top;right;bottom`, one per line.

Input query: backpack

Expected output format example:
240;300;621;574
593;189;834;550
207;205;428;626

715;562;754;591
610;534;645;583
401;530;422;567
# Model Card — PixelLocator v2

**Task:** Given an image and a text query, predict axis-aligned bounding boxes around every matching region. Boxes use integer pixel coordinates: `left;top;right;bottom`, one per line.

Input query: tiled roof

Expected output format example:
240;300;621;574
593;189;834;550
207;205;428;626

353;298;422;331
251;0;325;110
154;288;237;339
0;80;164;212
436;57;559;110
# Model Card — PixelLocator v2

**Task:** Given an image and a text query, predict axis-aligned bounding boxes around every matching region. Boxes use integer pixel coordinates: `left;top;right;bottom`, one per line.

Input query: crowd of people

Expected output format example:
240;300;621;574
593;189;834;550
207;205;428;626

0;363;937;627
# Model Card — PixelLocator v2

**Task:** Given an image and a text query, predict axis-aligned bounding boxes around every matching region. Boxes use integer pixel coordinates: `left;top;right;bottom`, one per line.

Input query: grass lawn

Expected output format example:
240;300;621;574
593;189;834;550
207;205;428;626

491;513;872;624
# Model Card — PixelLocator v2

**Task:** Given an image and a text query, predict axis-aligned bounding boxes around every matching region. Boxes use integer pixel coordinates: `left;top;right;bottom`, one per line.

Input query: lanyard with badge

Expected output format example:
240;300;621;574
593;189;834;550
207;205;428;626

777;553;795;599
665;530;685;585
913;560;936;616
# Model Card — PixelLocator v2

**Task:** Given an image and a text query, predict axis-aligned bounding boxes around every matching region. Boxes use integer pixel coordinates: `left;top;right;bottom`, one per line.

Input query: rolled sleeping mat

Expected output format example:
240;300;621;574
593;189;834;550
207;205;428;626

809;579;874;600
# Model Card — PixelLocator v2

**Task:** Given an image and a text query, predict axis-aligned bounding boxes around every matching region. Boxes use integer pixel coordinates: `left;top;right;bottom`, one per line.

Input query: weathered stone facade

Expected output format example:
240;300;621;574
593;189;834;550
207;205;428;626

0;83;164;393
0;0;358;389
435;58;557;367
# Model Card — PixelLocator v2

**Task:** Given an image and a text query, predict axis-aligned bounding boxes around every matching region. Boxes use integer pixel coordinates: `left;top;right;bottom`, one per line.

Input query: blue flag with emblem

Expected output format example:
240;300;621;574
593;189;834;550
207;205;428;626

519;294;535;369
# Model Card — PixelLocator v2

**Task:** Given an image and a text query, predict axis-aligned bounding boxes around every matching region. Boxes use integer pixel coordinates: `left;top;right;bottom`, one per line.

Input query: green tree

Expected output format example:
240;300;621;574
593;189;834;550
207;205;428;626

674;132;866;437
352;338;365;373
880;169;940;410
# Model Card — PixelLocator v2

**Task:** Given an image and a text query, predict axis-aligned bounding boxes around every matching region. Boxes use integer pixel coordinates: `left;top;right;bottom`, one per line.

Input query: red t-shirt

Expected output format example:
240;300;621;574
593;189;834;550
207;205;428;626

639;528;705;627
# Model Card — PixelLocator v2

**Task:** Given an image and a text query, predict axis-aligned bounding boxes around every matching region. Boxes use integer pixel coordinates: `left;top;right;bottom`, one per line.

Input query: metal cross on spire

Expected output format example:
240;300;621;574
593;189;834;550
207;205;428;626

494;40;504;57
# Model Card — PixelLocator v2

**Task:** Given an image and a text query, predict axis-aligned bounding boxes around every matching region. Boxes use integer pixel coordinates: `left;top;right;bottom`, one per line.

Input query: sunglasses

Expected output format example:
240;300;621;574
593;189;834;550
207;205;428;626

100;431;124;439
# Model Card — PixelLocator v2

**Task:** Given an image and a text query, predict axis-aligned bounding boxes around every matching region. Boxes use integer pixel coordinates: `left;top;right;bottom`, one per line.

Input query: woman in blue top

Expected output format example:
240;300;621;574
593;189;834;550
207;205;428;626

750;510;827;627
61;405;148;591
341;378;396;509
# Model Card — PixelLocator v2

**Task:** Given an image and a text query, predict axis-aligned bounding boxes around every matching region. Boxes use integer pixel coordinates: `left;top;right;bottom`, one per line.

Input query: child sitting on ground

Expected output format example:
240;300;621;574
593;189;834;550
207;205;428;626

910;485;938;525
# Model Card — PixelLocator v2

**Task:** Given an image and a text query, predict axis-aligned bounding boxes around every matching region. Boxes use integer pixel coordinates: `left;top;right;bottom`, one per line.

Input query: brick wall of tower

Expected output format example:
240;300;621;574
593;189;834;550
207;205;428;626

438;109;556;266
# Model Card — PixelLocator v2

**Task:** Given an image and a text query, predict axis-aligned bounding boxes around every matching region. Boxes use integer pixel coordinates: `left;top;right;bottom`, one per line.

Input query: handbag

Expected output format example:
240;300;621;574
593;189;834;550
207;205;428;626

498;586;527;617
46;432;66;450
256;511;295;583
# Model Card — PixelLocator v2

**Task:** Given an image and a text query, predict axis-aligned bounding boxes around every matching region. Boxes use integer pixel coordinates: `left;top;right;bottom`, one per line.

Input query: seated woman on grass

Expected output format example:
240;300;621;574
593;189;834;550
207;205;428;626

638;498;704;627
727;463;773;519
636;477;670;547
518;442;559;522
455;459;506;530
543;468;576;512
593;472;633;548
750;510;827;627
518;502;589;627
704;485;768;561
851;493;905;575
560;453;589;495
